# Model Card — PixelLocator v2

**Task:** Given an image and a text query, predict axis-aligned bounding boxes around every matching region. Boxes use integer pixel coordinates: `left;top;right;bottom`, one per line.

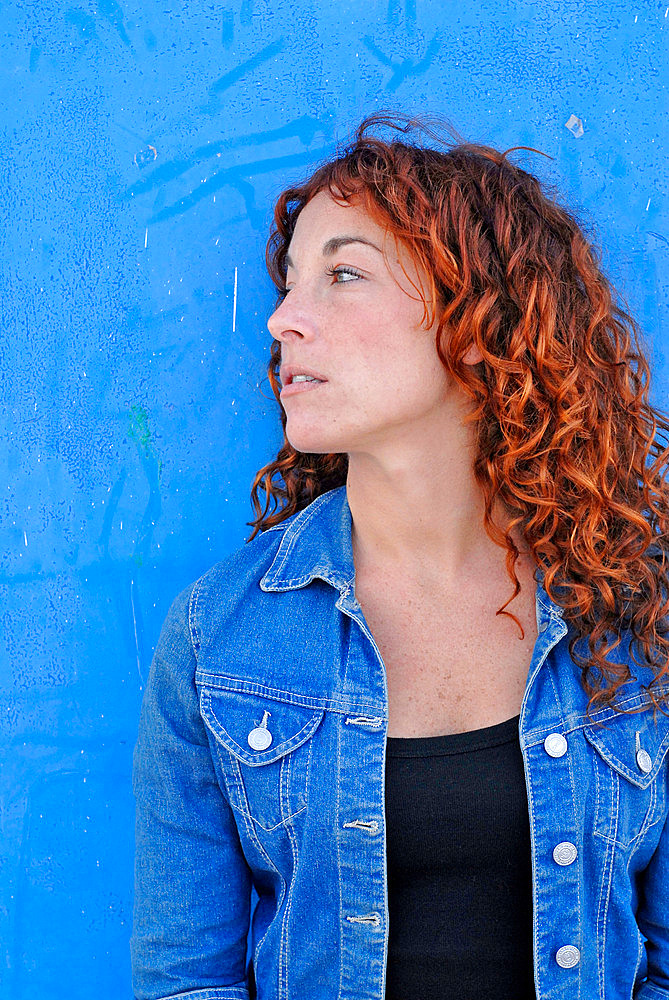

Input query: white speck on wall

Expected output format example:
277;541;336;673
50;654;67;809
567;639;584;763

646;198;651;211
233;266;238;333
23;531;27;547
144;228;148;249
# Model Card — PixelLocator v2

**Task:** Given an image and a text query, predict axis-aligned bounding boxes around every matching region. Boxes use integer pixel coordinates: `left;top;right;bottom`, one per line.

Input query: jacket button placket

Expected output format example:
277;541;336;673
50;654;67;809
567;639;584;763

529;729;581;987
338;710;386;1000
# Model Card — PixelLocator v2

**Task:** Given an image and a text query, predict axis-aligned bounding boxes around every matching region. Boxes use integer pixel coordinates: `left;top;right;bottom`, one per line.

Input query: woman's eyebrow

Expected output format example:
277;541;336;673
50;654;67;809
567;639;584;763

285;235;384;270
322;235;384;257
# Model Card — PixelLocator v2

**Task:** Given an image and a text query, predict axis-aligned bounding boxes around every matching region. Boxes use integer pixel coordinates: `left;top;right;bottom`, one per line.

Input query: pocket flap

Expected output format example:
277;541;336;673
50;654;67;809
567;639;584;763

200;686;325;766
584;711;669;788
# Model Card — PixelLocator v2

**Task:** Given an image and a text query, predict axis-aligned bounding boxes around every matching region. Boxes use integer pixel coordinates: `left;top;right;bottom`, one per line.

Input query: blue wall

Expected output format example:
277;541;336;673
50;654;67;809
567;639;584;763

2;1;667;995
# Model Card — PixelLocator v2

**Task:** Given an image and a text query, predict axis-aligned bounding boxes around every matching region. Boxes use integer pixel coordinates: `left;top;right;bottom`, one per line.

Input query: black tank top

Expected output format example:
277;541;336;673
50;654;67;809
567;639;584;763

384;714;536;1000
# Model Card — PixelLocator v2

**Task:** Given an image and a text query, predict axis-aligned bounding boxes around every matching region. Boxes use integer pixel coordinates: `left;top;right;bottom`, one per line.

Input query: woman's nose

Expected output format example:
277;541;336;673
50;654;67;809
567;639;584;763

267;291;316;343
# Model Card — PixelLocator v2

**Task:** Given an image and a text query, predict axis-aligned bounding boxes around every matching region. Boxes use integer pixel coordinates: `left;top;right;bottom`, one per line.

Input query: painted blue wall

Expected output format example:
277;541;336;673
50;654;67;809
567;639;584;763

1;1;667;995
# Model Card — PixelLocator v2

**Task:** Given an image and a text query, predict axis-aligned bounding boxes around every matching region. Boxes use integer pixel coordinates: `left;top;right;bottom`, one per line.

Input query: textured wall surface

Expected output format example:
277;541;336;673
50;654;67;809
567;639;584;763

1;0;668;996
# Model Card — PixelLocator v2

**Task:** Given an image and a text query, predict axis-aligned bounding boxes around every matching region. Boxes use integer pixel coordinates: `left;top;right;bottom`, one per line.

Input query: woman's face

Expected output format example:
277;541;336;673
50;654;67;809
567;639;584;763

267;190;453;457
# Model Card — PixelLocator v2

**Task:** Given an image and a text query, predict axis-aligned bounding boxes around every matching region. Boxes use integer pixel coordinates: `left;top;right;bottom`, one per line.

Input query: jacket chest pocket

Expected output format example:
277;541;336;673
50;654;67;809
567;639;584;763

199;685;325;832
584;711;669;850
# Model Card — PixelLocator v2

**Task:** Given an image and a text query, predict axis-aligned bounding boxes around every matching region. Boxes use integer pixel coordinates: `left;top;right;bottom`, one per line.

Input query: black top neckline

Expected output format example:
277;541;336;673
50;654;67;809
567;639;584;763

385;713;520;757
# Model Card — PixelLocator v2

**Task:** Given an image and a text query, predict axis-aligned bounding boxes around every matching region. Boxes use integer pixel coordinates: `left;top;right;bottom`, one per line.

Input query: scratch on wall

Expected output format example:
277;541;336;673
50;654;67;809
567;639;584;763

130;578;142;686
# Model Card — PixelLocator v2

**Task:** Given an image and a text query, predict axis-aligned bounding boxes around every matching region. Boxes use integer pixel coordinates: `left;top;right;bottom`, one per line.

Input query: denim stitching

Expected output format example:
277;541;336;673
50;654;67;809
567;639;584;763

627;842;646;991
628;777;661;848
599;775;618;997
594;760;663;849
202;690;251;824
200;691;320;830
278;752;289;999
279;753;290;827
217;745;251;822
279;784;299;1000
337;627;353;1000
201;740;282;995
522;742;541;998
240;804;285;982
640;774;658;842
195;671;380;716
594;749;603;839
158;989;250;999
593;753;611;996
304;726;314;816
265;490;336;582
188;578;203;655
585;729;669;787
522;689;669;747
336;708;344;1000
212;733;307;836
596;819;615;999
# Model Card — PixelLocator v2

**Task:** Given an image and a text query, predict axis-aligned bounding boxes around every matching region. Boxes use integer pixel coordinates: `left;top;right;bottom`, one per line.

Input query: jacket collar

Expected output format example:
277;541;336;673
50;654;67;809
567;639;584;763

260;486;356;595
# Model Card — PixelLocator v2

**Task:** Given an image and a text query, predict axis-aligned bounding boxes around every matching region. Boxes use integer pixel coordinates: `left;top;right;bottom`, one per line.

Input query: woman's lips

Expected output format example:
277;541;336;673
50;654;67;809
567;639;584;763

280;379;328;397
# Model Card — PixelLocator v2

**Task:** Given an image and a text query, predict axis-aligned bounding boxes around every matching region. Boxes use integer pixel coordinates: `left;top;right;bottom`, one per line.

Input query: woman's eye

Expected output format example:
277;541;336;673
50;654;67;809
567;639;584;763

326;266;362;284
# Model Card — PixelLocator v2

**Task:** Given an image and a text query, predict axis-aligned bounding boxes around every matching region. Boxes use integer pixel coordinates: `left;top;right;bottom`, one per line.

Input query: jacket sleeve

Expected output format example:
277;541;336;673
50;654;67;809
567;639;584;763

635;786;669;999
130;583;253;1000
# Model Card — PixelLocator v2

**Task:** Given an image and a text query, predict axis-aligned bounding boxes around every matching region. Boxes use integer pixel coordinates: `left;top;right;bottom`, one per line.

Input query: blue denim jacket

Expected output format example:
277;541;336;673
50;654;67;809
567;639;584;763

132;485;669;1000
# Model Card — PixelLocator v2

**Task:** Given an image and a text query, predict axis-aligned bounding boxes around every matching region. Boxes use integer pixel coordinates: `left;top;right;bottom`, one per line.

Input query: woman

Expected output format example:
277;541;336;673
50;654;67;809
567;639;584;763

131;113;669;1000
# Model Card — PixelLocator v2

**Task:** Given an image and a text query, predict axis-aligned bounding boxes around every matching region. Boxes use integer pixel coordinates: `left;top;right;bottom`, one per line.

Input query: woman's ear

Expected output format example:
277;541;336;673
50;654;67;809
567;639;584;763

462;343;484;365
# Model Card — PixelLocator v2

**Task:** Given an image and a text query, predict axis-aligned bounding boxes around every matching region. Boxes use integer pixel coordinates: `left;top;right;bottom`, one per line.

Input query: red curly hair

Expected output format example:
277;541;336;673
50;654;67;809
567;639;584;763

247;111;669;719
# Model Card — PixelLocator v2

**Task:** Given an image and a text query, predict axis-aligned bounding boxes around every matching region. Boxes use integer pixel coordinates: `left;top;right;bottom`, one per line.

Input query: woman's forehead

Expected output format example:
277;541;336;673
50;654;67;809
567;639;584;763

287;191;401;266
293;190;380;238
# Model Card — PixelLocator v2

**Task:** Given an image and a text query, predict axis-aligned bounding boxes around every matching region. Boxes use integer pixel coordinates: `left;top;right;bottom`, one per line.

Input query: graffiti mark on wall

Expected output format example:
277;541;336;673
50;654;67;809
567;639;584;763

210;38;284;96
96;0;131;47
123;115;336;230
362;34;440;91
126;115;331;200
386;0;417;29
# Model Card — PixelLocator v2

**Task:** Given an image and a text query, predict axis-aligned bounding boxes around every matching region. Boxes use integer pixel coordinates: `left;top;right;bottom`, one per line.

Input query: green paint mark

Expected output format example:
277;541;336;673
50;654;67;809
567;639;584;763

128;404;152;454
128;404;163;478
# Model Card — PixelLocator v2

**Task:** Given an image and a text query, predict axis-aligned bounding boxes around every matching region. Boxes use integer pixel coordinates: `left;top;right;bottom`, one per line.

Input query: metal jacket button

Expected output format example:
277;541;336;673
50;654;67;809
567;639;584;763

544;733;568;757
555;944;580;968
636;732;652;773
553;842;577;866
248;710;273;750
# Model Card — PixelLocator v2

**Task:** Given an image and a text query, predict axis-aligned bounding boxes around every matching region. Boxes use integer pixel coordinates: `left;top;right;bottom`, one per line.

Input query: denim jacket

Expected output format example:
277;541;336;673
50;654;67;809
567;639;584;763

131;485;669;1000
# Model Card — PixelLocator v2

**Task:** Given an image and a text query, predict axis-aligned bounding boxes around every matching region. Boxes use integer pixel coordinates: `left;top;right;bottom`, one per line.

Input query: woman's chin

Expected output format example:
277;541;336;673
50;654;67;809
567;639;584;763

286;430;346;456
